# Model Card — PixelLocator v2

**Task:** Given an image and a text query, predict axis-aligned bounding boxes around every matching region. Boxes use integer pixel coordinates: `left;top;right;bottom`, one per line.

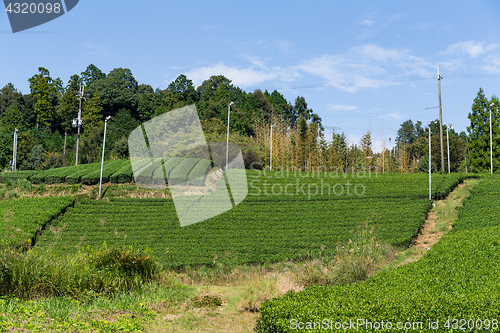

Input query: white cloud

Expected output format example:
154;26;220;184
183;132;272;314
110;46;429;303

360;19;376;27
384;111;405;120
481;53;500;74
327;104;358;111
356;13;403;39
295;45;432;93
184;62;298;88
83;43;115;57
181;44;433;93
444;41;497;58
275;40;295;56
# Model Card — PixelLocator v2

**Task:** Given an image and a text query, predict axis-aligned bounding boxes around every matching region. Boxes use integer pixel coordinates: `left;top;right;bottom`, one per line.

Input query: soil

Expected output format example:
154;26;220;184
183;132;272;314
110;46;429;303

404;182;466;263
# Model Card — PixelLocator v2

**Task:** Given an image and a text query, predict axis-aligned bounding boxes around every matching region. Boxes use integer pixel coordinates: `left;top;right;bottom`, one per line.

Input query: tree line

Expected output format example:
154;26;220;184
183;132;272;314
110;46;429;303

0;65;497;173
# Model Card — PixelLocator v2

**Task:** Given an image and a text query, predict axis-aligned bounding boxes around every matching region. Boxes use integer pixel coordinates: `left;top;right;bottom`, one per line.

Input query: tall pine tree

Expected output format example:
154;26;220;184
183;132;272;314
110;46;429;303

467;88;500;172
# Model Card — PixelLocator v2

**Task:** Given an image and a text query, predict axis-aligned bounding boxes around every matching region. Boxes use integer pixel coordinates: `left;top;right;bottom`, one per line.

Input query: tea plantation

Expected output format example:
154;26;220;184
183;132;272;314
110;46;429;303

255;175;500;333
33;171;468;267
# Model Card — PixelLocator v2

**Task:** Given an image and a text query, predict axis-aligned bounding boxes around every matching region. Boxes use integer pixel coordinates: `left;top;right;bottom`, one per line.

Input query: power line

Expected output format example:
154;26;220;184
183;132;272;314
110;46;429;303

248;73;500;91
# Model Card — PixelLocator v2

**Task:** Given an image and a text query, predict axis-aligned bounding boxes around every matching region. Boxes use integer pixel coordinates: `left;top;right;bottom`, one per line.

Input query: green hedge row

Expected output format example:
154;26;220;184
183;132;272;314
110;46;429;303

256;175;499;333
153;157;183;185
0;170;37;183
0;196;75;247
187;159;212;186
168;158;200;186
80;160;129;185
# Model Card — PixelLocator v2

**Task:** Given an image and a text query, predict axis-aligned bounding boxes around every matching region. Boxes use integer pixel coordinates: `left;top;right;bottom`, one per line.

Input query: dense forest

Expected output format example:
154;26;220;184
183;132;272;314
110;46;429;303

0;65;498;173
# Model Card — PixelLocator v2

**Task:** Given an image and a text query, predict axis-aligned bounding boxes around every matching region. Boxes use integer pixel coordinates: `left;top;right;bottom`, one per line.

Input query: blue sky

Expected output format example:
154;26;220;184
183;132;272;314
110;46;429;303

1;0;500;152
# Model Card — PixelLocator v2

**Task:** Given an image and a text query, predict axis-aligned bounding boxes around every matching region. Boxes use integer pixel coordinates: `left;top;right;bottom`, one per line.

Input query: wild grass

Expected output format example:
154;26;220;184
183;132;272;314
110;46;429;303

0;245;163;299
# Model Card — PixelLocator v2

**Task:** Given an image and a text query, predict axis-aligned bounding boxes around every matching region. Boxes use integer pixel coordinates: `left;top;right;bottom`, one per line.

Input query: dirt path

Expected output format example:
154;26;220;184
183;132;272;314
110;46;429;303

400;178;479;264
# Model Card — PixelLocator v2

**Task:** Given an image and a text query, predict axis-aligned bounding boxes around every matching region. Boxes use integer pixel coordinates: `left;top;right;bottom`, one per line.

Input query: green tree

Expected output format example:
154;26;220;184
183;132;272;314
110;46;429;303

0;105;31;168
28;67;56;127
329;132;348;171
57;74;81;132
82;93;103;132
293;96;313;121
106;108;139;159
467;88;500;172
297;116;308;168
359;131;374;168
252;89;275;124
167;74;199;104
92;68;138;114
81;64;106;93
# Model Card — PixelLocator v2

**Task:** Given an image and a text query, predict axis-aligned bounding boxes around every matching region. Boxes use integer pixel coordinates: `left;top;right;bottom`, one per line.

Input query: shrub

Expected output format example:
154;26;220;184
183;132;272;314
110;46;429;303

0;246;161;299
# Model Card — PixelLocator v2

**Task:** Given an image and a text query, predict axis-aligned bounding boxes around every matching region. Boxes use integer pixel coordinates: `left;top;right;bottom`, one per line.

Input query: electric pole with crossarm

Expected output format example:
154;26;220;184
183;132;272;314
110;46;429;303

75;84;85;166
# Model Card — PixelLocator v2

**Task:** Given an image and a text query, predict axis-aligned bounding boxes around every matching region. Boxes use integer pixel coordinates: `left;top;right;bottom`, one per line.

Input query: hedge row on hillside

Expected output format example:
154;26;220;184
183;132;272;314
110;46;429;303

0;158;214;187
256;175;498;333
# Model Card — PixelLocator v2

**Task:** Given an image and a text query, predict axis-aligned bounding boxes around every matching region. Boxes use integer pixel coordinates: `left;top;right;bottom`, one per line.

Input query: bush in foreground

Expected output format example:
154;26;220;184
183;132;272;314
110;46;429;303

0;245;161;299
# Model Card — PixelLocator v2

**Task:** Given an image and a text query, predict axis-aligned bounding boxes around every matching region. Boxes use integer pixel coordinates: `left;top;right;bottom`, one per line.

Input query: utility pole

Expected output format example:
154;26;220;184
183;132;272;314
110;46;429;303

490;102;495;174
226;102;234;170
12;128;18;172
63;131;67;156
75;84;85;166
446;124;452;174
99;116;112;200
438;65;445;172
429;121;432;200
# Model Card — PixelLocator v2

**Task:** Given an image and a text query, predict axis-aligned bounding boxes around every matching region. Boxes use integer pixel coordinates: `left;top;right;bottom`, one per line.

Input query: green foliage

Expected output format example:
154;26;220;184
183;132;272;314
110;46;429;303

255;175;499;333
110;162;134;183
168;157;202;185
20;144;45;171
80;64;106;88
56;74;80;132
293;96;313;122
190;294;222;308
90;246;160;281
82;92;103;132
167;74;199;105
80;160;128;185
92;68;138;114
36;173;466;268
65;161;103;184
0;245;161;299
467;89;500;172
187;159;212;186
0;105;30;169
28;67;56;127
0;196;74;247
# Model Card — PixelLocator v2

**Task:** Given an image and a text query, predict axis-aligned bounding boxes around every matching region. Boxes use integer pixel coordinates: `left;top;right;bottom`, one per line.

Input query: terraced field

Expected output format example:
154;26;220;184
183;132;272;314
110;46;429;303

256;175;500;333
0;157;213;187
35;172;468;267
0;197;75;247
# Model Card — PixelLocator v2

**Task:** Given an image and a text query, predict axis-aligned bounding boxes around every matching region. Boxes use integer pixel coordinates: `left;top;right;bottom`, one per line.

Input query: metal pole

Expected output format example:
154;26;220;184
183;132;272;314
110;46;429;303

438;65;445;172
226;102;233;170
429;122;432;200
63;131;67;156
447;125;450;174
99;116;111;200
490;103;494;174
270;124;274;171
12;128;17;172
